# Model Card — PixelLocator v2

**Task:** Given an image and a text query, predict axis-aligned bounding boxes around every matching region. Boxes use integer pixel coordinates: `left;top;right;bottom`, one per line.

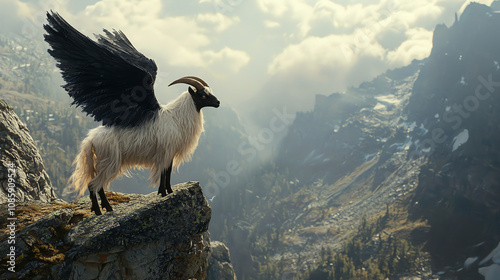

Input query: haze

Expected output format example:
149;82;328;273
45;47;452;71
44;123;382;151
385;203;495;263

0;0;493;124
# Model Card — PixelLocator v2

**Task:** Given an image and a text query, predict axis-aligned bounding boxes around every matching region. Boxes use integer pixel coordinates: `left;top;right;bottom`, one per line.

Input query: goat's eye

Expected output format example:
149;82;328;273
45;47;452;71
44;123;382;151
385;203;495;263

201;95;207;99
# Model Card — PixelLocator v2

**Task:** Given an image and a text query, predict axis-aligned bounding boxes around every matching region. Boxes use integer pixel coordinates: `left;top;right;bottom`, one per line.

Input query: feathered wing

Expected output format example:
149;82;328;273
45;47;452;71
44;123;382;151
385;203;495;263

43;11;161;127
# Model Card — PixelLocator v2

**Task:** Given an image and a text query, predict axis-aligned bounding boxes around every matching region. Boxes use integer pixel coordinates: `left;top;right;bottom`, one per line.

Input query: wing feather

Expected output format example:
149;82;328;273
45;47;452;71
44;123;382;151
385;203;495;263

43;11;161;127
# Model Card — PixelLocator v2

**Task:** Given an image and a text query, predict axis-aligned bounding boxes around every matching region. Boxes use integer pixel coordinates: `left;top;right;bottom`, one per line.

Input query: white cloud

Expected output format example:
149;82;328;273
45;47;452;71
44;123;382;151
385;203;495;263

4;0;490;116
264;20;280;29
310;1;375;30
387;28;433;67
258;0;459;113
266;0;449;91
257;0;289;17
257;0;313;36
268;33;385;76
203;47;250;73
197;13;240;33
268;31;387;84
77;0;248;71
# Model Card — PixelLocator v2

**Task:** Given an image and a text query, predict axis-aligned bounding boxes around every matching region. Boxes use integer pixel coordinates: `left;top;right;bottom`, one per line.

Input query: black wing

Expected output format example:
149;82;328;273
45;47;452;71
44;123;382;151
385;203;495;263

43;11;161;127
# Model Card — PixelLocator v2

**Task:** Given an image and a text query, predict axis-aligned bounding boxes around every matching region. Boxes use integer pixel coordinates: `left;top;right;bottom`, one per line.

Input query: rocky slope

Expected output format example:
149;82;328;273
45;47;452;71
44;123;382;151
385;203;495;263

0;99;55;203
406;3;500;278
255;2;500;278
268;59;428;275
0;182;236;280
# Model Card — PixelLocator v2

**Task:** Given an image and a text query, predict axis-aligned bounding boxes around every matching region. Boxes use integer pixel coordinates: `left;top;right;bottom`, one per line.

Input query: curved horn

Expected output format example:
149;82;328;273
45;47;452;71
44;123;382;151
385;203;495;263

168;76;205;91
183;76;209;87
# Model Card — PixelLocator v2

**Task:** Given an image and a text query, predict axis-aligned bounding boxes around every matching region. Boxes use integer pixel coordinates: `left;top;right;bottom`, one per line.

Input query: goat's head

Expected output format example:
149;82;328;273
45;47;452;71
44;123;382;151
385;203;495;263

169;76;220;112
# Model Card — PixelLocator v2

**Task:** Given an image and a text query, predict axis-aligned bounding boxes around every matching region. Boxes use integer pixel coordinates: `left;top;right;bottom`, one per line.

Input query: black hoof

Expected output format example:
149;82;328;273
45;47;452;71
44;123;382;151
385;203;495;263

158;189;166;196
91;205;102;216
158;185;170;197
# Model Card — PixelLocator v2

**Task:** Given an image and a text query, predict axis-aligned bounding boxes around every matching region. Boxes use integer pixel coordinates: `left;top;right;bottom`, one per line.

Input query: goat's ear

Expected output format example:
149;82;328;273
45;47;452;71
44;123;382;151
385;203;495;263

188;86;196;95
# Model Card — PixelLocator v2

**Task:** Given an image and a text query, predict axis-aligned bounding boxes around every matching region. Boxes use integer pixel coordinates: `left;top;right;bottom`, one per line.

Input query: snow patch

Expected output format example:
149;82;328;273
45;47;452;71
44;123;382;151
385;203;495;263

389;137;412;151
373;102;386;111
418;123;428;135
464;257;478;269
480;242;500;266
452;129;469;152
401;121;417;132
460;76;467;86
363;153;377;161
375;94;401;105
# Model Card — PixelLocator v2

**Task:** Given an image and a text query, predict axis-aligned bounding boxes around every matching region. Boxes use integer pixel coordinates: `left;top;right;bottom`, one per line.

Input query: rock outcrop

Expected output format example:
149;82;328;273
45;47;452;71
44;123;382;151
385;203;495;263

0;181;236;280
207;241;237;280
405;4;500;276
0;99;55;203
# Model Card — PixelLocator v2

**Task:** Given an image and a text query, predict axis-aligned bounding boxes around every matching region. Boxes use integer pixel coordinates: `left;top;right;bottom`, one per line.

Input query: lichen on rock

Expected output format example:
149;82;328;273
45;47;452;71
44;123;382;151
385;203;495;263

0;181;235;280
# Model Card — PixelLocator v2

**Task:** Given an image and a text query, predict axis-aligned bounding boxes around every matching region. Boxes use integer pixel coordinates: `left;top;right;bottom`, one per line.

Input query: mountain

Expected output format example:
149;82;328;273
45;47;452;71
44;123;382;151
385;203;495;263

407;2;500;277
0;99;55;203
218;3;500;279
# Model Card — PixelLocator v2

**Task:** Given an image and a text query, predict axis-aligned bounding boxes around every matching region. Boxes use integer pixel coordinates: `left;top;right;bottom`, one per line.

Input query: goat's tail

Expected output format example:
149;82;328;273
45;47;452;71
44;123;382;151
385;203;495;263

68;136;96;197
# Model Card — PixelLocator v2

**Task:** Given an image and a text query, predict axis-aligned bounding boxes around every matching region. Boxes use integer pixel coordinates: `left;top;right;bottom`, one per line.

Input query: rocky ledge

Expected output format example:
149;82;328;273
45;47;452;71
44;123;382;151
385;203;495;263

0;181;236;280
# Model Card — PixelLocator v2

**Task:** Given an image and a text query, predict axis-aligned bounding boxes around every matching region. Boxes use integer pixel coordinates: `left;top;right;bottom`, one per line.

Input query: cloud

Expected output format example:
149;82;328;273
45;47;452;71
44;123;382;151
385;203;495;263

2;0;488;118
387;28;433;67
307;1;376;33
254;0;460;115
261;0;443;73
77;0;248;72
264;20;280;29
268;33;385;76
257;0;313;36
203;47;250;73
198;0;248;14
265;0;451;81
197;13;240;33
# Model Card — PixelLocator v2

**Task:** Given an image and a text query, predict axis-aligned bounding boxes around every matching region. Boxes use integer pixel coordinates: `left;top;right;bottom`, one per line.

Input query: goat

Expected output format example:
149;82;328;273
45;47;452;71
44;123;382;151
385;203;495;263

43;11;220;215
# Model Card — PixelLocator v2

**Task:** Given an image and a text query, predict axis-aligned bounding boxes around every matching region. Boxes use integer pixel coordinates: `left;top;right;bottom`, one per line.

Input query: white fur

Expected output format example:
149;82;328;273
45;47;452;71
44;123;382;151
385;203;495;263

69;91;204;196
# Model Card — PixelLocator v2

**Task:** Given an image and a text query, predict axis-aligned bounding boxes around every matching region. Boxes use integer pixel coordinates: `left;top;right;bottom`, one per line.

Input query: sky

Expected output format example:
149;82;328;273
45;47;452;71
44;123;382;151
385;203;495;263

0;0;495;125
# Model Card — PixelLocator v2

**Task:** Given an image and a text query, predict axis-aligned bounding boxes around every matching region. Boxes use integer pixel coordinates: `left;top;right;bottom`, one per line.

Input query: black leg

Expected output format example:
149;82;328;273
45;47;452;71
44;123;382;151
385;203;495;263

98;189;113;212
158;169;166;196
89;189;102;216
158;161;173;196
166;164;173;194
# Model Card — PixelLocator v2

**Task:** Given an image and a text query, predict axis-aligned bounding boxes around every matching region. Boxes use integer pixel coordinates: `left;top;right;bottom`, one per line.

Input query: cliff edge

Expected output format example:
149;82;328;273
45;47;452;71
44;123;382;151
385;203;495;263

0;182;236;279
